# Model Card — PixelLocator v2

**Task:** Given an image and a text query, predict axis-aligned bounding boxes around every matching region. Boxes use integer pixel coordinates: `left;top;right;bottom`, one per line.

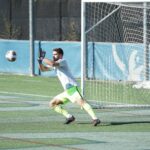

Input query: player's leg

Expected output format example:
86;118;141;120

67;86;101;126
76;99;97;119
49;96;75;124
76;99;100;126
49;98;71;118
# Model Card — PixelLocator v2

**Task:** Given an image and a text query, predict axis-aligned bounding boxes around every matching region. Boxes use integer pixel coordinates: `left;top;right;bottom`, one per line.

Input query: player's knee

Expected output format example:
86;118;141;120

49;99;56;108
49;99;62;108
76;98;85;106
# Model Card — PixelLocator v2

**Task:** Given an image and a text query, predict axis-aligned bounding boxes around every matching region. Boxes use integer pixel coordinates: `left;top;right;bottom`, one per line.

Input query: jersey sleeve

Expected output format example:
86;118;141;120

57;59;66;67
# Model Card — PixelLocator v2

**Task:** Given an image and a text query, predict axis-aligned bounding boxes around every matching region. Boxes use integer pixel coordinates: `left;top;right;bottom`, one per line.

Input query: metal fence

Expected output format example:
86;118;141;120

0;0;81;41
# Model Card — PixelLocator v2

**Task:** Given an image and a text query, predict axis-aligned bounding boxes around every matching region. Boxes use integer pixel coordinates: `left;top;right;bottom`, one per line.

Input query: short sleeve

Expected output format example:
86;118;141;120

57;59;66;67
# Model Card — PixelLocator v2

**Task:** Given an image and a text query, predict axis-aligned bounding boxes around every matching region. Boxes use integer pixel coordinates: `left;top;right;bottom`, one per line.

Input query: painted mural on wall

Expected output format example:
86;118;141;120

88;42;146;81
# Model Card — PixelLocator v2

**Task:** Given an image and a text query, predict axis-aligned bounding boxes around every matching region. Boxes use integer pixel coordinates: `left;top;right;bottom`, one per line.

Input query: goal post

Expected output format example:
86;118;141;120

81;0;150;108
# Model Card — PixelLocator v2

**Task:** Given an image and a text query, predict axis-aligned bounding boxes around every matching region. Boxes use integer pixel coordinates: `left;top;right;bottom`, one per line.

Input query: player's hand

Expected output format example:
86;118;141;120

38;50;46;64
40;50;46;59
37;57;43;64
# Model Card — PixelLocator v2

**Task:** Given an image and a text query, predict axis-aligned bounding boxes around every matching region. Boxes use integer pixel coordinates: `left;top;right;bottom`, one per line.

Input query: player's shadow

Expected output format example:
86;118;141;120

77;121;150;126
108;120;150;126
77;121;96;125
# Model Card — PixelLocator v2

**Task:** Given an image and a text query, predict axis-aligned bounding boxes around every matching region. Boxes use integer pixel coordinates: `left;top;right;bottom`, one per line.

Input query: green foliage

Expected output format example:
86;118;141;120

0;15;21;39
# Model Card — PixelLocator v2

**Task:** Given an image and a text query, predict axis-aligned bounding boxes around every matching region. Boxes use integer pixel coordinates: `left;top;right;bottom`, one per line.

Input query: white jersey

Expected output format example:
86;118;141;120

54;59;78;90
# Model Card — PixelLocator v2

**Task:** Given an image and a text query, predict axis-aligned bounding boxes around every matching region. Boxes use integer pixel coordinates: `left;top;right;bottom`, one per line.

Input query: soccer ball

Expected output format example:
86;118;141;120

5;50;17;62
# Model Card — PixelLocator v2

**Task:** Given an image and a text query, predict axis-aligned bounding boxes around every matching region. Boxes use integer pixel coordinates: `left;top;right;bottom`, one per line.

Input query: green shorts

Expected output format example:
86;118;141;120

54;86;83;104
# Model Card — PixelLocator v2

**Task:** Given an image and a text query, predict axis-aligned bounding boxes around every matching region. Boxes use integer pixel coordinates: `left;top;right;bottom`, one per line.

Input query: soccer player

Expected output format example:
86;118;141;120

38;48;100;126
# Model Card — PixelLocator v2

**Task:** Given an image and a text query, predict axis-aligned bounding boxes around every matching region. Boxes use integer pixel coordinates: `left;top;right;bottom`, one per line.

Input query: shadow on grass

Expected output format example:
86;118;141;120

109;121;150;126
77;121;150;126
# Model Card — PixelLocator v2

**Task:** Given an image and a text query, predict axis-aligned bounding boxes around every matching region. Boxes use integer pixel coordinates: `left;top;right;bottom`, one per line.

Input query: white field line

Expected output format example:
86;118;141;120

0;91;53;98
0;132;150;140
1;132;150;150
0;91;51;111
0;77;42;83
0;107;48;111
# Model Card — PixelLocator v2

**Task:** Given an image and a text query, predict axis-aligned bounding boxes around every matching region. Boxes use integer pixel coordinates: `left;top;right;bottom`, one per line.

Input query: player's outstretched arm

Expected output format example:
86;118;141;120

43;58;59;67
38;64;50;72
37;57;51;72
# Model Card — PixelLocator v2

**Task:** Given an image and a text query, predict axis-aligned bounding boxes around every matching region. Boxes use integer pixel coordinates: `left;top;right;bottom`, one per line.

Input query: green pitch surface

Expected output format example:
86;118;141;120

0;74;150;150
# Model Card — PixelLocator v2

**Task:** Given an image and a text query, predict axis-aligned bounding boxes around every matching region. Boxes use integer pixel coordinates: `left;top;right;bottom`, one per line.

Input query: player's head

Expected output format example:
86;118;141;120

53;48;64;61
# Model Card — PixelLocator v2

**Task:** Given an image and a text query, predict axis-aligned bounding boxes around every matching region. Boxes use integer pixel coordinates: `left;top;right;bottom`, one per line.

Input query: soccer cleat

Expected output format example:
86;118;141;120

64;116;75;124
93;119;101;126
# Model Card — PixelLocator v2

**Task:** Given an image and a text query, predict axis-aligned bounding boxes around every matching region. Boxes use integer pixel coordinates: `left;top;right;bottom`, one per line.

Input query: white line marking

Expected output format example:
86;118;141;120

0;91;53;98
0;77;41;83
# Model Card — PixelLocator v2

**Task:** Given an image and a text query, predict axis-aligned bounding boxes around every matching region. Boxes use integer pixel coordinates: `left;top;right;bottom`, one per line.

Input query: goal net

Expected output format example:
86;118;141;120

81;1;150;108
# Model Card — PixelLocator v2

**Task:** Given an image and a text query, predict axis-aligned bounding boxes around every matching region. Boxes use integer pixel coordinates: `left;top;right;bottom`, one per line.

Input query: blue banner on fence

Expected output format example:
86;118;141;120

0;40;30;75
0;40;147;81
87;42;145;81
0;40;81;77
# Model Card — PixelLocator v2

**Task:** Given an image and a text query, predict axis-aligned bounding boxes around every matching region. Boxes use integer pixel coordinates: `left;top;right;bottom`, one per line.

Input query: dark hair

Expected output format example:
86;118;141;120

53;48;64;56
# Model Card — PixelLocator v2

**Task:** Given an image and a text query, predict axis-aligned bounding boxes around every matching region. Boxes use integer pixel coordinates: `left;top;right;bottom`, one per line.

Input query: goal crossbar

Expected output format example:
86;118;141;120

85;5;121;34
